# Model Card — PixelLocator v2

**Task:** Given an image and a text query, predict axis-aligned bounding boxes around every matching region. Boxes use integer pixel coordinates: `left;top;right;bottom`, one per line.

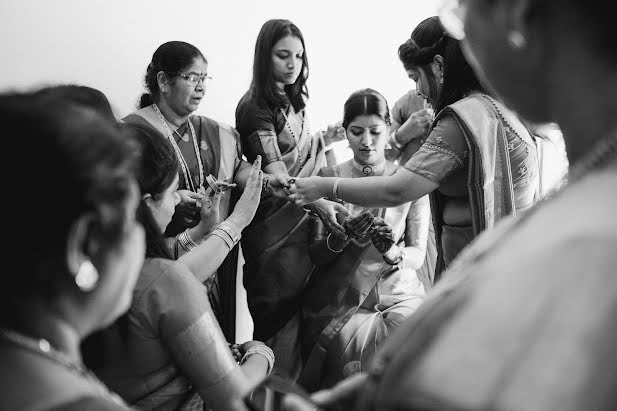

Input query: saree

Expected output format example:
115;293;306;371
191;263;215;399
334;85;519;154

124;107;242;342
357;163;617;410
299;161;429;392
96;258;240;410
428;94;538;280
241;105;328;343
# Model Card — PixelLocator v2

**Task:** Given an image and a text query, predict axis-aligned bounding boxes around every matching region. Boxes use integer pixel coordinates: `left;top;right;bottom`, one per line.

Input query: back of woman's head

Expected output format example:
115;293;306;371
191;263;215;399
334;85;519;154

342;88;391;129
251;19;309;112
1;90;138;304
122;123;178;259
140;41;207;108
399;16;484;112
35;84;116;122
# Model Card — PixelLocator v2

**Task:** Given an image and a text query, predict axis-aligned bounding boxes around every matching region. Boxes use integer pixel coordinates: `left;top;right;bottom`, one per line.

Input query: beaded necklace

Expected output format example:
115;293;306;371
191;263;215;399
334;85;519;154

152;104;204;192
0;328;125;406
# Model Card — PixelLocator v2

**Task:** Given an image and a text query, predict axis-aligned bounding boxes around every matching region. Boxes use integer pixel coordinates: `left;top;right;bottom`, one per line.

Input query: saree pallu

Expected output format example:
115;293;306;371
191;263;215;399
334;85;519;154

299;192;426;391
242;108;328;342
124;107;242;342
430;94;538;280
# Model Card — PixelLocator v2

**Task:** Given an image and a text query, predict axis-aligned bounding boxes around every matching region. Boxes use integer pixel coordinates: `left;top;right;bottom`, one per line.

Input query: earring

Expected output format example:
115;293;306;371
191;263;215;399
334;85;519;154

440;76;444;85
507;30;527;50
75;260;99;292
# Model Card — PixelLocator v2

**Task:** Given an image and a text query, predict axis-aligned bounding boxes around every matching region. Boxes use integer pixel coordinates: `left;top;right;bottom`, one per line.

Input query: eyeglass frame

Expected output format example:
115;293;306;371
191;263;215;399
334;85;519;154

173;72;213;85
437;0;468;41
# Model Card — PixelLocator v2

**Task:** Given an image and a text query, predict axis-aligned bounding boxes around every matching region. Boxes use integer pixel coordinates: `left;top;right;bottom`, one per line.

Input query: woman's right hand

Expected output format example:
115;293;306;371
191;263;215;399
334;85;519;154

343;210;374;239
228;156;263;228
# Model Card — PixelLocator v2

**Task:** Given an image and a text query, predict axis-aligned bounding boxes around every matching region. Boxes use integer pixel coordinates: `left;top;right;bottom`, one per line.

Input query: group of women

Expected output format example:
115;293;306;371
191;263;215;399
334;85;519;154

1;0;616;409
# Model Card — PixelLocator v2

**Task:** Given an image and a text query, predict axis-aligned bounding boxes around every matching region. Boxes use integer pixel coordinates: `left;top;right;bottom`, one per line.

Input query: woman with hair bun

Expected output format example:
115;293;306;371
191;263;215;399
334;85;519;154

298;89;430;391
291;17;540;281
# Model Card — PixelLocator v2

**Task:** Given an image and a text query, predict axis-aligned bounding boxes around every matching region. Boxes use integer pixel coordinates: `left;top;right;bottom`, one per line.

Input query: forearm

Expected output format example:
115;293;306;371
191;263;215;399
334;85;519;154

239;355;269;387
336;170;431;207
178;215;246;282
234;160;253;189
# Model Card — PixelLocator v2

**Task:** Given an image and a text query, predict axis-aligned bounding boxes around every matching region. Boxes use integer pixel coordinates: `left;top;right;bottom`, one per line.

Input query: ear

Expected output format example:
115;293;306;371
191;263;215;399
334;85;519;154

433;55;445;73
66;214;98;277
156;71;170;91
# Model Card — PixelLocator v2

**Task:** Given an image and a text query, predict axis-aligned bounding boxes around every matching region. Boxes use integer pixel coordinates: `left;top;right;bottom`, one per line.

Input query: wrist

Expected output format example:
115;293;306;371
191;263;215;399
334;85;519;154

330;177;342;201
389;130;405;151
240;344;275;374
383;245;403;265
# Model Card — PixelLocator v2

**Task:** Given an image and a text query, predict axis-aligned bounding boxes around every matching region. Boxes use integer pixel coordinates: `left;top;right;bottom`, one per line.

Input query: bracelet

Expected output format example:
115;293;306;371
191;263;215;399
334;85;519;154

218;221;242;244
178;229;199;252
240;344;275;374
326;233;347;253
389;131;405;151
383;246;404;265
210;230;234;249
332;177;342;201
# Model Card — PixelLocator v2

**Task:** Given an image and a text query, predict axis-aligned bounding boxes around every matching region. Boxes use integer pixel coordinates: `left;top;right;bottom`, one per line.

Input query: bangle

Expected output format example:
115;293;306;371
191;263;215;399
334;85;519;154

389;131;404;151
326;233;347;253
178;229;199;252
240;345;275;374
210;230;234;249
210;220;242;250
332;177;342;201
383;246;404;265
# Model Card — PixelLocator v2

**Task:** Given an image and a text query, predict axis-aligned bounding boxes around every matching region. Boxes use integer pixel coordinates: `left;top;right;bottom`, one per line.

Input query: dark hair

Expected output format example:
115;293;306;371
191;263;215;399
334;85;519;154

35;84;116;122
250;19;309;112
140;41;207;108
122;123;179;259
1;90;138;306
342;88;392;129
398;16;484;113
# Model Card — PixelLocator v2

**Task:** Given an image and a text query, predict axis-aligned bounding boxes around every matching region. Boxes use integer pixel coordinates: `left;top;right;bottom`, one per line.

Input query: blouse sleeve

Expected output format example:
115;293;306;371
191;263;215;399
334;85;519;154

403;114;469;183
236;100;284;166
136;260;238;389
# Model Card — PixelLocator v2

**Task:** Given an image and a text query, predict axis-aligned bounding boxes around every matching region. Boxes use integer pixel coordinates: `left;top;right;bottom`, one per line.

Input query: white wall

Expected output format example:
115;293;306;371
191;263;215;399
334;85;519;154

0;0;438;131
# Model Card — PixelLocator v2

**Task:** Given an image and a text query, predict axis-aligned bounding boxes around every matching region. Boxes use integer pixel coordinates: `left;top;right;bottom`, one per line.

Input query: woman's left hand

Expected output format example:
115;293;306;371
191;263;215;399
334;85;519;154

370;217;396;254
288;176;330;205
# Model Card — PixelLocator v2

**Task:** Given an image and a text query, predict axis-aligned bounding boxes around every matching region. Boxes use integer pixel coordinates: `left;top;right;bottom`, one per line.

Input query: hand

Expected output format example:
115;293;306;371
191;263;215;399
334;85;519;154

288;176;330;205
307;198;350;238
268;173;293;199
198;186;222;233
177;189;203;208
228;156;263;228
343;210;374;239
369;217;396;254
395;108;434;145
323;121;346;146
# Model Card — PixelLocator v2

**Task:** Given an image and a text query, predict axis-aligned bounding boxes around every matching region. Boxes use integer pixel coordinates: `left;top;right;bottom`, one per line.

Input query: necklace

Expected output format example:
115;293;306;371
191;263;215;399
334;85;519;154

0;328;125;405
352;159;386;176
152;104;204;192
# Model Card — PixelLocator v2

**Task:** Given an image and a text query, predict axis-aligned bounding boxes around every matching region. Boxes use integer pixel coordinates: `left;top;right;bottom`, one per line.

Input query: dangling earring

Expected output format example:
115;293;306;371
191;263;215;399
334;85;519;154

507;30;527;50
439;76;444;85
75;260;99;292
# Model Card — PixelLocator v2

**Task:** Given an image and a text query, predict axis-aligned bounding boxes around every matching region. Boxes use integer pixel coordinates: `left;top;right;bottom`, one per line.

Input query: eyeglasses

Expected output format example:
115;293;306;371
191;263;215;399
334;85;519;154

176;72;213;85
438;0;467;41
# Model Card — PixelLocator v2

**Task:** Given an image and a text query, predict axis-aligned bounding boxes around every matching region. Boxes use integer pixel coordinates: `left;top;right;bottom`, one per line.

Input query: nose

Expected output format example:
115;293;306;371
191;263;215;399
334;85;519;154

361;130;373;146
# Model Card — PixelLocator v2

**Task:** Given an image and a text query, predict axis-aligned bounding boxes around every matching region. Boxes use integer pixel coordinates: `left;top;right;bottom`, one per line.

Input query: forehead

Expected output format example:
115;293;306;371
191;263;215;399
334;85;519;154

272;35;304;53
183;58;208;73
348;114;386;128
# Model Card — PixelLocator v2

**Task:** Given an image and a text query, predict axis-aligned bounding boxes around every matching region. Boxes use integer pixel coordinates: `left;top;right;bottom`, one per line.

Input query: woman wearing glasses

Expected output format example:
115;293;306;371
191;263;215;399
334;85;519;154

235;19;347;380
124;41;282;341
290;17;540;280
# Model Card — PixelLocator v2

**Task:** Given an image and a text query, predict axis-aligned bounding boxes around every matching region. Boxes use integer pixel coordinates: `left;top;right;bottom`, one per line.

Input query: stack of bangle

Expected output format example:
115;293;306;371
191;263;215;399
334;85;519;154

383;246;405;266
240;344;275;375
389;131;405;151
178;229;199;252
210;220;242;250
